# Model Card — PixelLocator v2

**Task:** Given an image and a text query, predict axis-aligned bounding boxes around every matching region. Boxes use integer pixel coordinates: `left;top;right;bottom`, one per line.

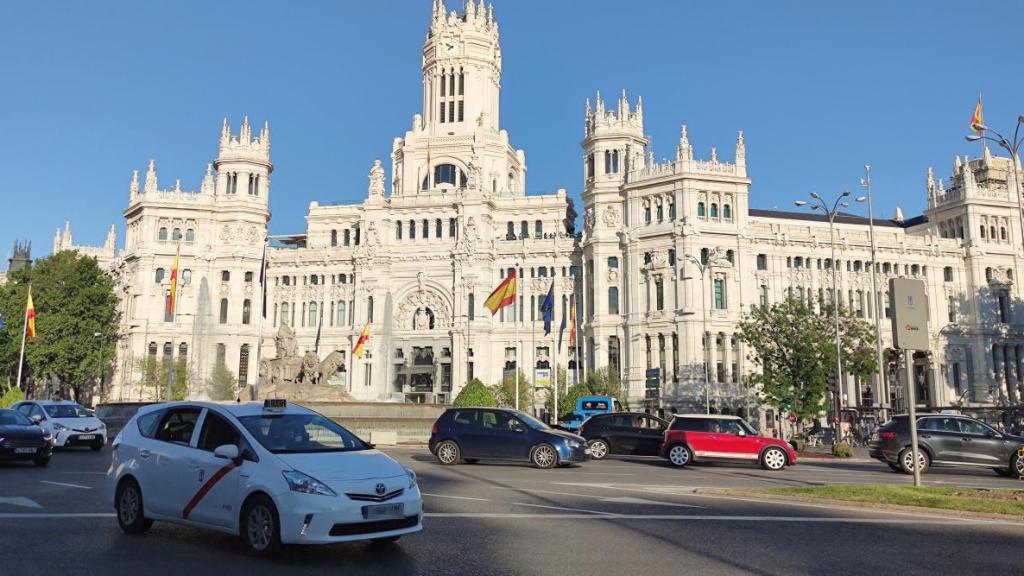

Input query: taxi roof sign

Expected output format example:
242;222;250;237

263;399;287;411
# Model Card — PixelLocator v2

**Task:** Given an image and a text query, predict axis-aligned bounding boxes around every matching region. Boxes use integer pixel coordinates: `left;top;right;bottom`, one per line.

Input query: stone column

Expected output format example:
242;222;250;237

1006;345;1019;404
994;344;1006;402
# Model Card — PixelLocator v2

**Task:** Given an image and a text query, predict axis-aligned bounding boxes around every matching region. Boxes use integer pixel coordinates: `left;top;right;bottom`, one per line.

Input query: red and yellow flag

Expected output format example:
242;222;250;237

970;95;984;135
353;323;370;358
484;269;517;315
167;244;180;317
25;289;36;340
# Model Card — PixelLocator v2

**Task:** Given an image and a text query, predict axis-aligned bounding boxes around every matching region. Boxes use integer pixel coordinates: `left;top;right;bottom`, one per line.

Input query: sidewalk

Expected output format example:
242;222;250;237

797;445;873;463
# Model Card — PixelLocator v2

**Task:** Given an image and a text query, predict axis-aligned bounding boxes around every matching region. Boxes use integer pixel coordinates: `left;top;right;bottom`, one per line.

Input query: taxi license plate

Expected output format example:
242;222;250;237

78;435;95;441
14;447;37;454
362;503;403;520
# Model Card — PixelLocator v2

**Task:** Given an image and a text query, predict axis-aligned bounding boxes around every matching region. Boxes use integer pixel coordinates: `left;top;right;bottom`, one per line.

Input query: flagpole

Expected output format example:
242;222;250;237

515;264;520;412
166;292;177;402
254;238;269;400
15;284;31;394
553;287;559;426
581;257;587;384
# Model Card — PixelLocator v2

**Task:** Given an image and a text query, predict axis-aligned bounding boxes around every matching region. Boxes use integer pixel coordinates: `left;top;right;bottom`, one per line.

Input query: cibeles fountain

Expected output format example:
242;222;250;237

244;324;356;402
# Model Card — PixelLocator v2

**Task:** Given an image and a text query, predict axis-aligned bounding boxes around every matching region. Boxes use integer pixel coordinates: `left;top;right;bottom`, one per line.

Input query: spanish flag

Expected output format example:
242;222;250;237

167;244;180;317
970;95;984;135
484;269;517;315
25;288;36;340
353;323;370;358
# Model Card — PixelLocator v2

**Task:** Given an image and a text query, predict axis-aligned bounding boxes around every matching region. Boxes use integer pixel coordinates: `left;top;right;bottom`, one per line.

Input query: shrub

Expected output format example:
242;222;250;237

453;378;495;407
207;363;238;401
0;386;25;408
789;438;807;453
832;441;854;458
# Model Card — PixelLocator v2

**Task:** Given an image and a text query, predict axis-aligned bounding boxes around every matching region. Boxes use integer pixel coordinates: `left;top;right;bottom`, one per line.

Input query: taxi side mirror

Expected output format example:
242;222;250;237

214;444;240;461
737;429;746;437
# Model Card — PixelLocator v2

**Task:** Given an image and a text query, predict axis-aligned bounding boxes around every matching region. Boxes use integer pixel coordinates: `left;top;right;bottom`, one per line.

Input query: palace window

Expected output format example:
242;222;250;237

944;266;953;282
423;219;428;240
449;218;457;238
948;296;957;323
216;343;226;366
281;302;290;326
331;230;338;247
309;302;318;327
368;296;374;323
656;202;664;221
535;220;543;237
242;299;251;325
409;220;416;239
436;219;443;239
221;270;230;282
668;249;676;266
710;203;719;219
337;301;346;326
396;222;403;240
219;298;228;324
655;279;664;311
155;268;165;283
609;287;619;315
697;202;706;218
227;172;238;194
158;227;168;241
185;229;195;243
434;164;458;187
182;269;191;285
713;278;725;309
172;228;182;241
756;254;767;270
608;256;618;269
344;229;351;246
668;200;676;220
700;248;709;265
723;204;732;220
644;204;652;224
759;285;768;308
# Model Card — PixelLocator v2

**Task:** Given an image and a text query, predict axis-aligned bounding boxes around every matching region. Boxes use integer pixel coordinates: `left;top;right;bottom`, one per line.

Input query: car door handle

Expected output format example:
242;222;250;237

920;434;931;439
961;437;972;442
139;449;151;459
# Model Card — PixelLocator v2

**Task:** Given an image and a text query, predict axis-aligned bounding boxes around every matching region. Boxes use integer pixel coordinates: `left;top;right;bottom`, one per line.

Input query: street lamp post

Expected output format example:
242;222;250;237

859;166;888;421
685;254;711;414
795;191;865;446
93;332;104;402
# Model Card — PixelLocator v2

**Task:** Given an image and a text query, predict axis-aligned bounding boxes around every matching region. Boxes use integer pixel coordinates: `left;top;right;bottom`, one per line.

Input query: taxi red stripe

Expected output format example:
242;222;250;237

181;462;236;520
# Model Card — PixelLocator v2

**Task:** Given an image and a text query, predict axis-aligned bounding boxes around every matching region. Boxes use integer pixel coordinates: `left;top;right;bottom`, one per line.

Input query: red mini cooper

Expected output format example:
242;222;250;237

660;414;796;471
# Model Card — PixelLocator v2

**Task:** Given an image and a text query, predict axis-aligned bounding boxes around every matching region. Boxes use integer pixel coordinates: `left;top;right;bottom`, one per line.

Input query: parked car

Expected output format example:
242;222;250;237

12;400;106;450
429;407;588;468
578;412;668;459
661;414;796;471
562;396;622;431
96;402;154;442
106;399;422;554
0;408;54;467
869;413;1024;477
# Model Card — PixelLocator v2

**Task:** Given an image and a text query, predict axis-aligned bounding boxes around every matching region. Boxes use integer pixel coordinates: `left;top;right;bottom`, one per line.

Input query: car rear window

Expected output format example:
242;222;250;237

582;400;609;411
452;410;478;426
879;417;908;431
670;418;709;432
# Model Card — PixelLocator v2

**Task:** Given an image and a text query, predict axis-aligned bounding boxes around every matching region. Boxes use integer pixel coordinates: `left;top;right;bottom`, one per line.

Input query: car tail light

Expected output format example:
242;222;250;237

879;431;896;440
431;422;438;435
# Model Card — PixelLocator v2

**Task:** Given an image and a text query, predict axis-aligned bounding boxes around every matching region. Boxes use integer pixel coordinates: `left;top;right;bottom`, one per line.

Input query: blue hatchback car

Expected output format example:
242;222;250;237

429;407;589;469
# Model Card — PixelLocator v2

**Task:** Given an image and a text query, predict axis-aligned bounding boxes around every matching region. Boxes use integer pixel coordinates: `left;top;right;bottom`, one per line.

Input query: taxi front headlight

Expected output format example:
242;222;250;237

405;467;418;489
282;470;337;497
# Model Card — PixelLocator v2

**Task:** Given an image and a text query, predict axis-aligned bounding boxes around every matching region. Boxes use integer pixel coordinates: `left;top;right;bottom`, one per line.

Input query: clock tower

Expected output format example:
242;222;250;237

390;0;525;197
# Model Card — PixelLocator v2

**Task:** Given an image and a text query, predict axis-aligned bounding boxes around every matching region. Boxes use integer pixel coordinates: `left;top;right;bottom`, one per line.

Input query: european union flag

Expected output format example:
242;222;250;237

541;281;555;335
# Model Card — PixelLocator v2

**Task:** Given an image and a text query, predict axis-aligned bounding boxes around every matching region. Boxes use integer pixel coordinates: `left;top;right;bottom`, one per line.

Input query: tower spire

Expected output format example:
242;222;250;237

144;159;158;193
735;130;745;167
129;169;139;198
676;124;692;161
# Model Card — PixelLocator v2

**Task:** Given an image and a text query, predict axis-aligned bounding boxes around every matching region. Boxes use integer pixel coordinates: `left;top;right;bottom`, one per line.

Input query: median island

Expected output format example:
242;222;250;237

735;485;1024;518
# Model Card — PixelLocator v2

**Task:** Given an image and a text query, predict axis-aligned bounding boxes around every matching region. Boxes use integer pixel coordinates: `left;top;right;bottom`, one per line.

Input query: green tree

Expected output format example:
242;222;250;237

207;362;238;401
0;384;25;408
0;252;119;404
453;378;496;407
738;296;876;428
541;364;572;417
495;369;533;410
134;355;192;401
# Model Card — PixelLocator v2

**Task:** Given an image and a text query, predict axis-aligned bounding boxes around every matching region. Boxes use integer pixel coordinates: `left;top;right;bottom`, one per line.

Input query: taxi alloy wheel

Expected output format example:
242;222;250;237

588;439;609;460
243;496;280;555
532;444;557;469
667;444;691;467
436;440;460;465
761;447;787;471
116;479;153;534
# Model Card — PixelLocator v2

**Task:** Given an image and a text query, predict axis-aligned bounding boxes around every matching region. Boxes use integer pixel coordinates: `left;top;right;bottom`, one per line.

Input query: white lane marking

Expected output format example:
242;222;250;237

571;472;635;476
40;480;92;490
423;513;1024;526
510;502;619;516
58;472;107;475
598;496;703;508
0;497;43;509
495;486;706;509
0;513;115;519
421;493;491;502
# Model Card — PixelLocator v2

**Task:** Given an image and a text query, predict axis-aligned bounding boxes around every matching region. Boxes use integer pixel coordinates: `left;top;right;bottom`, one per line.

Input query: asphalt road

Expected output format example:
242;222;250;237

2;446;1023;576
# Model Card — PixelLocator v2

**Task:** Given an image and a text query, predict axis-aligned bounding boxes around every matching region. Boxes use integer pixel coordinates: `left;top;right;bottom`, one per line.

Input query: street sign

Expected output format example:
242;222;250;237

534;368;551;388
890;278;929;351
645;368;660;390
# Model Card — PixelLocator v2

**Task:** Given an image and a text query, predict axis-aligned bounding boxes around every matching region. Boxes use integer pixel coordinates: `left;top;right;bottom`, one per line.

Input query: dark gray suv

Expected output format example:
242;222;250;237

869;414;1024;478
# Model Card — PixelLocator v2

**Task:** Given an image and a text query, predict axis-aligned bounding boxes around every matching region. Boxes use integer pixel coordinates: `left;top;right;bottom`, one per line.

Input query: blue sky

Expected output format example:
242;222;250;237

2;0;1021;264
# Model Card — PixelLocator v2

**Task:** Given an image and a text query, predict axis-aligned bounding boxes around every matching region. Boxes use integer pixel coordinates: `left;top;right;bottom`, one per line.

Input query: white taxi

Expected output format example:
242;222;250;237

105;399;422;554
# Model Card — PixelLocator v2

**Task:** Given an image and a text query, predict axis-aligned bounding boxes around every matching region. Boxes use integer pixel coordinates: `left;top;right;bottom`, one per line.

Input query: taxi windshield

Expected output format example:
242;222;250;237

237;414;369;454
43;404;91;418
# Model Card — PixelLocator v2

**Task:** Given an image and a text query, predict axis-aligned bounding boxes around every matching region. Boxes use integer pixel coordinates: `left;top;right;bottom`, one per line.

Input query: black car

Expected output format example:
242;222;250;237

869;413;1024;477
577;412;668;459
95;402;153;441
429;407;588;468
0;409;54;467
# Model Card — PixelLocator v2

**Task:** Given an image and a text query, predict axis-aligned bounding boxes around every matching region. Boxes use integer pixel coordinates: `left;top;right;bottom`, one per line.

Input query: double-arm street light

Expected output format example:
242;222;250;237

859;166;888;421
795;191;865;445
685;253;711;414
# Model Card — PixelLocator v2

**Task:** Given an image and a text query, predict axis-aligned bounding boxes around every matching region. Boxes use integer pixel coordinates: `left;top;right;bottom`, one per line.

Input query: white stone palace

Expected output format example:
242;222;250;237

58;0;1024;419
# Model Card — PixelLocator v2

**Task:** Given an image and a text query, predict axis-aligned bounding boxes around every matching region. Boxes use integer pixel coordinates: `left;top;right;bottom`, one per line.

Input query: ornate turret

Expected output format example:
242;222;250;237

144;159;157;194
735;131;746;167
129;169;139;199
676;124;692;162
584;89;645;139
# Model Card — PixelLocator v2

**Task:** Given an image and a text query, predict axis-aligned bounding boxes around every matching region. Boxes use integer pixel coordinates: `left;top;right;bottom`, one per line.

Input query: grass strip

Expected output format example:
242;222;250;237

750;484;1024;517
